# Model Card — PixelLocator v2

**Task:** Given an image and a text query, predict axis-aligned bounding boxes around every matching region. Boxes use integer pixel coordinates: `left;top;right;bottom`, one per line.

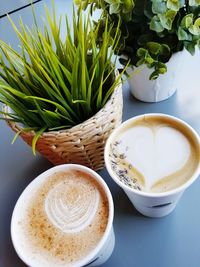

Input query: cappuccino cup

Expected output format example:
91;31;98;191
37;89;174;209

105;113;200;217
11;164;115;266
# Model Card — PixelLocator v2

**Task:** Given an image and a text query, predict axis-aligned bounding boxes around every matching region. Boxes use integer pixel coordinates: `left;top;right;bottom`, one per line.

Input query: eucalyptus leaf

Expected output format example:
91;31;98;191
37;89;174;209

181;14;193;28
152;0;167;14
178;27;193;40
76;0;200;79
167;0;180;11
150;16;164;32
158;10;177;30
189;0;200;6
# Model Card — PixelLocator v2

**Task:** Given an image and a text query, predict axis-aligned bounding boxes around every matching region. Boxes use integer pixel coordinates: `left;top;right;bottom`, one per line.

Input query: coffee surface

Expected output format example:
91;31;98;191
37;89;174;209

14;170;109;266
109;115;200;193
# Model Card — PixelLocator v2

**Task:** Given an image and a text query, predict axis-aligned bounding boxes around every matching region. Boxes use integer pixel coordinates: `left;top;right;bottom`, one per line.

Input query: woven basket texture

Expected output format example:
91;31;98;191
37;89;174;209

5;81;123;171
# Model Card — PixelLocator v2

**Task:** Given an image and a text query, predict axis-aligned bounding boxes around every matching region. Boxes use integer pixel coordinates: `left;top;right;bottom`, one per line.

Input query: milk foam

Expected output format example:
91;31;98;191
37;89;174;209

45;180;100;233
117;125;191;191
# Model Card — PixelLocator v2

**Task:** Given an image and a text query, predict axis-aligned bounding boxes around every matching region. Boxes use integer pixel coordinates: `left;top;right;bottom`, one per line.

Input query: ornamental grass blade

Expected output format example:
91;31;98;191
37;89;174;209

42;110;62;127
0;50;21;90
96;75;104;109
79;12;87;101
102;68;126;106
72;99;86;104
25;96;75;124
0;84;28;99
72;46;80;101
33;99;55;128
0;110;23;123
1;45;24;73
21;62;62;99
58;63;73;87
45;3;64;62
43;47;72;101
87;64;97;113
73;5;78;47
31;59;62;97
0;57;32;96
25;96;69;117
7;15;38;65
54;110;76;124
99;17;108;75
0;89;40;124
11;127;37;144
32;126;47;155
65;15;73;47
49;125;72;131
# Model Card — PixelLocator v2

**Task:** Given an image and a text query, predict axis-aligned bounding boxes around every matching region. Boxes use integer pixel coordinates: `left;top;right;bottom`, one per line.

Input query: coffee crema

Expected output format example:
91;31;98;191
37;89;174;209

109;115;200;193
14;170;109;266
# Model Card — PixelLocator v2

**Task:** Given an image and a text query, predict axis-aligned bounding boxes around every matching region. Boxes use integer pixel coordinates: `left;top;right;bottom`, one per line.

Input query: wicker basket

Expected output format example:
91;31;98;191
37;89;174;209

4;80;123;171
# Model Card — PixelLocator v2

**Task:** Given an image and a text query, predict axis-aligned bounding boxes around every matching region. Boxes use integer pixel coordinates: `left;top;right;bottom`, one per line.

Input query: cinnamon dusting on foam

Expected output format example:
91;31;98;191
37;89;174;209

20;170;109;265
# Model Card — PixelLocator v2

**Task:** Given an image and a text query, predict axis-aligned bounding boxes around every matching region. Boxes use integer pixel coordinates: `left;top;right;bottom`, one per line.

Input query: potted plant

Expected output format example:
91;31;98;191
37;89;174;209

0;4;126;171
77;0;200;102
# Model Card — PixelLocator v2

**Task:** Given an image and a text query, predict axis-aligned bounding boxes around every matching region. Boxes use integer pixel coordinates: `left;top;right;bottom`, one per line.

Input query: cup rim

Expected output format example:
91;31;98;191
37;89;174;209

10;164;114;267
104;113;200;198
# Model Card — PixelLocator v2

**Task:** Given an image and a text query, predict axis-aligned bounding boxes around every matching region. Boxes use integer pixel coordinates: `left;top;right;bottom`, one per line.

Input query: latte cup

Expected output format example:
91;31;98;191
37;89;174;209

105;113;200;217
11;164;115;267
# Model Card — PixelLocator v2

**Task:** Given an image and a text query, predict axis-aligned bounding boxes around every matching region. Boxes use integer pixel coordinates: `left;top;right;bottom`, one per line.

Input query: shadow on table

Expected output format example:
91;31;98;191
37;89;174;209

0;156;52;267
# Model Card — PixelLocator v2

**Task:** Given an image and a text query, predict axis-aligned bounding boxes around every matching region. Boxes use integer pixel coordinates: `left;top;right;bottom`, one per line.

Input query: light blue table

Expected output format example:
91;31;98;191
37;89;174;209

1;1;200;267
0;0;42;18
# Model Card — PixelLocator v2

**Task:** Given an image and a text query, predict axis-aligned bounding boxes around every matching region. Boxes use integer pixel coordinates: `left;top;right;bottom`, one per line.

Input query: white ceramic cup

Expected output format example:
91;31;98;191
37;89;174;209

11;164;115;267
104;113;200;218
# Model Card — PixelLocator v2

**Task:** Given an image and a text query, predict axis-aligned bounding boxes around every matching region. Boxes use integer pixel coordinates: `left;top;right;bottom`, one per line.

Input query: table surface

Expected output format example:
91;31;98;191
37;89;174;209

1;1;200;267
0;0;42;18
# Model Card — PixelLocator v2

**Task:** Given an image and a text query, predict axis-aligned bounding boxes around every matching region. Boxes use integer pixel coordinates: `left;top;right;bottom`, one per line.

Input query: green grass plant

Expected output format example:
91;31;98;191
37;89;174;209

0;4;125;154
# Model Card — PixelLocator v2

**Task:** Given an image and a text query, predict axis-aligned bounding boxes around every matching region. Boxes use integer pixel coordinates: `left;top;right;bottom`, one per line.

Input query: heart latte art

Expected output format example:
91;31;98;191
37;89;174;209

14;170;109;266
45;180;99;233
109;116;200;193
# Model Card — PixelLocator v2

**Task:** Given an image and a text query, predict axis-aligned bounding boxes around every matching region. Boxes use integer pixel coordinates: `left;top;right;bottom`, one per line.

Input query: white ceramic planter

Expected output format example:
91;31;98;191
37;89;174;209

126;49;188;102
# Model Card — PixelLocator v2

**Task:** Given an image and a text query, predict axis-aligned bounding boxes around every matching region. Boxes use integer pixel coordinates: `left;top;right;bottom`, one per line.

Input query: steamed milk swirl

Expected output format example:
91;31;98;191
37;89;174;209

15;170;109;266
45;180;99;234
109;116;200;193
